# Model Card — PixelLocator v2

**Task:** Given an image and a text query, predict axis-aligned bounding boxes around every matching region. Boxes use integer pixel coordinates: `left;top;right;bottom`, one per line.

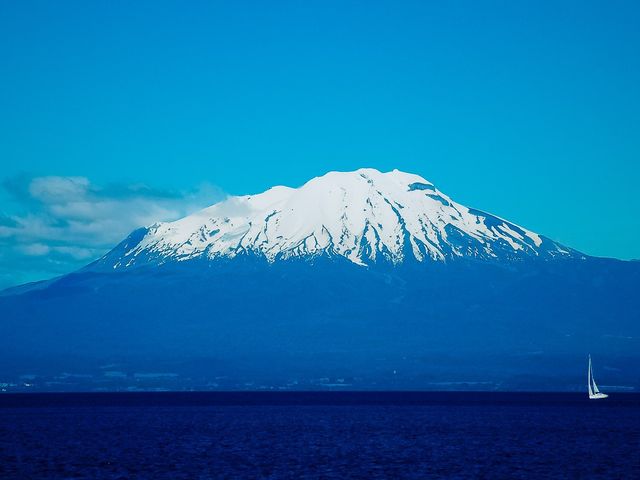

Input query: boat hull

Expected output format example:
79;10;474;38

589;393;609;400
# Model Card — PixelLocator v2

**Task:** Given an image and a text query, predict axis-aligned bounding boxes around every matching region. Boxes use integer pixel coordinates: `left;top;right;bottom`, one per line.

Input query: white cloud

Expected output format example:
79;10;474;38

52;246;98;260
19;243;51;256
0;176;225;289
28;176;91;203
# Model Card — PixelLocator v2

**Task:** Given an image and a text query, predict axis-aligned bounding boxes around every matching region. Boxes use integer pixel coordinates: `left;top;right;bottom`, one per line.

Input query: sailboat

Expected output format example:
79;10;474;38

588;355;608;400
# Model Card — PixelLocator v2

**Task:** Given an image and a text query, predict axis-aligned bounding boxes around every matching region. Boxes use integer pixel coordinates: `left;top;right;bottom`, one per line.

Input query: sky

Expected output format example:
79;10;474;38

1;0;639;288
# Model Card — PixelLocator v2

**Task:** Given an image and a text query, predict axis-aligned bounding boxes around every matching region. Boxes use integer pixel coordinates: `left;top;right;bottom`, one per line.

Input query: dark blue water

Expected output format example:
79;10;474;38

1;392;639;479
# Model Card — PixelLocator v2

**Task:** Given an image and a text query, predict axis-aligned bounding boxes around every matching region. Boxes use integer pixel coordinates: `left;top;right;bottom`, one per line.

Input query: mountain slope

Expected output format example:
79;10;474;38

95;168;577;270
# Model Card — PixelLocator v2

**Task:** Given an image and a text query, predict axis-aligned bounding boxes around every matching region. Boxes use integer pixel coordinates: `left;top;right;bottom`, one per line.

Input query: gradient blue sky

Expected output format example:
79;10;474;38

1;1;639;287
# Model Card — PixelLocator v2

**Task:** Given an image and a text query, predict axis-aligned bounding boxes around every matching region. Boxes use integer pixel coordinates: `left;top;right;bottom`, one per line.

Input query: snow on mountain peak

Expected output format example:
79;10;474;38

105;168;576;269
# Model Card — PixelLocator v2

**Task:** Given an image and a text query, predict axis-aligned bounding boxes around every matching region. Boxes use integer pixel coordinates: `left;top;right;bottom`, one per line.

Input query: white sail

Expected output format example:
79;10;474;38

590;359;600;393
588;356;594;397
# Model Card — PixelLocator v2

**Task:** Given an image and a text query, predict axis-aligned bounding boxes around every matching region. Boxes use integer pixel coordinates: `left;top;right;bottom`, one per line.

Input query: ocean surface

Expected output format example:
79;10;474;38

1;392;639;479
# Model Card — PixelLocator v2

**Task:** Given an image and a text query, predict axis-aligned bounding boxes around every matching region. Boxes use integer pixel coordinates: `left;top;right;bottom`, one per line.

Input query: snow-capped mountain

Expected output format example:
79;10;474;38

2;169;638;392
101;168;576;269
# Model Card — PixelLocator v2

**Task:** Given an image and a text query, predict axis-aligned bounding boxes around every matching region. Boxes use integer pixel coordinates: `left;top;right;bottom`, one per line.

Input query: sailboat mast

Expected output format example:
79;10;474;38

588;355;593;397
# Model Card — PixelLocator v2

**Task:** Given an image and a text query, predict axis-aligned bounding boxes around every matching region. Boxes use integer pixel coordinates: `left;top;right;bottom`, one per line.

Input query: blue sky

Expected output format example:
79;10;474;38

1;1;639;288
